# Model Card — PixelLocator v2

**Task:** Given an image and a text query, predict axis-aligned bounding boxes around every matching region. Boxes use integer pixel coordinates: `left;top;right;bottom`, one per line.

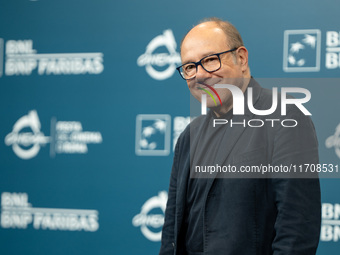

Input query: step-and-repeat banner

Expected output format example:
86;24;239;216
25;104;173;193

0;1;339;254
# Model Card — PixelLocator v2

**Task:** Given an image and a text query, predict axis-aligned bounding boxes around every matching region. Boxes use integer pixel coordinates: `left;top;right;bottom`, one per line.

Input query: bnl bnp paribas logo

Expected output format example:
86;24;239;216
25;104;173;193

1;192;99;232
321;203;340;242
4;110;103;160
137;29;181;80
0;38;103;77
135;114;190;156
283;29;340;72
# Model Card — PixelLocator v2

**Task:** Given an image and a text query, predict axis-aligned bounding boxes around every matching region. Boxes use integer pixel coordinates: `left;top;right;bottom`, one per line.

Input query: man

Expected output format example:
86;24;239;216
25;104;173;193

160;18;321;255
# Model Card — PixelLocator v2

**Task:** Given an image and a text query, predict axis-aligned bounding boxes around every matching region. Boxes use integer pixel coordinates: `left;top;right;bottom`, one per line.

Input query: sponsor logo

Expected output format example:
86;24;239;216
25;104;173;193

321;203;340;242
283;29;321;72
5;110;103;159
2;39;104;76
325;123;340;158
135;114;191;156
326;31;340;69
283;29;340;72
137;30;181;80
173;116;191;151
135;114;171;156
1;192;99;232
132;191;167;242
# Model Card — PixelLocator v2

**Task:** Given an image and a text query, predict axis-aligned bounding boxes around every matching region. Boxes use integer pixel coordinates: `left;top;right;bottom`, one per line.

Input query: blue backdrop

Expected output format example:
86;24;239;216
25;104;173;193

0;0;339;254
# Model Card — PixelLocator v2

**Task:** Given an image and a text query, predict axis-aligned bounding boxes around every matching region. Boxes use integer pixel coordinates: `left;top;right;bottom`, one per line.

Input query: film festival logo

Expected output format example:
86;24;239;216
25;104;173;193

0;39;104;76
137;29;181;80
325;123;340;159
132;191;167;242
4;110;103;160
0;192;99;232
199;84;311;128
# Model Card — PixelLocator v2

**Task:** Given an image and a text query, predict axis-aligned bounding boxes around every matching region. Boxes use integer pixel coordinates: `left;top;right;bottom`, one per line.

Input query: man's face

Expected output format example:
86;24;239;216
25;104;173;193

180;22;249;114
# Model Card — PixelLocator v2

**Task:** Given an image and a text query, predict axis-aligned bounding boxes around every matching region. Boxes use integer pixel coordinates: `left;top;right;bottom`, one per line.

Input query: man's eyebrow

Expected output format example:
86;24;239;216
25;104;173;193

181;51;218;65
181;60;195;65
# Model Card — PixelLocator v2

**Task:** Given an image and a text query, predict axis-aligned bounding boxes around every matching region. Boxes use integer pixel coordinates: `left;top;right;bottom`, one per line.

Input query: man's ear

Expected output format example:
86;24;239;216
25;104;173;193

236;46;249;72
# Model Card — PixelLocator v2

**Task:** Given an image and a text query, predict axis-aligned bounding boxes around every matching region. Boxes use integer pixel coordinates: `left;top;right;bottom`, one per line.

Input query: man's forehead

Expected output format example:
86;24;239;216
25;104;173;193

181;23;228;62
183;22;227;44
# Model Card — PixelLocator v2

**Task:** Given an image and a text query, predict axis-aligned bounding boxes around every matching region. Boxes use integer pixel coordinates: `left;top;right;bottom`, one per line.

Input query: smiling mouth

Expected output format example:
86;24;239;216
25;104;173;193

197;83;216;89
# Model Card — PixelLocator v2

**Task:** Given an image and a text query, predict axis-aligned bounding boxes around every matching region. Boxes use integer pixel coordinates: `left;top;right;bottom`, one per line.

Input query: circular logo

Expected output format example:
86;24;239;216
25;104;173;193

5;110;50;159
132;191;168;241
137;30;181;80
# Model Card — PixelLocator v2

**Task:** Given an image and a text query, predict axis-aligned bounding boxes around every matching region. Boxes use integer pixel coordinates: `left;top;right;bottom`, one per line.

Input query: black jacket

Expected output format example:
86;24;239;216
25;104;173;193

160;79;321;255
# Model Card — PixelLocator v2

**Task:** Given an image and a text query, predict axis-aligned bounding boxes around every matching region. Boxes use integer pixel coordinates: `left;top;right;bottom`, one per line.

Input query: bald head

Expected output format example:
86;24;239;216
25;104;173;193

179;18;250;116
181;22;229;63
180;18;250;79
181;18;244;52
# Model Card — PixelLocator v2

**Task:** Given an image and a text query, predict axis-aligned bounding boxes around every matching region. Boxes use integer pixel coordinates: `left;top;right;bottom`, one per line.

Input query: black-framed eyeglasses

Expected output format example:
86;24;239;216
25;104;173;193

176;48;238;80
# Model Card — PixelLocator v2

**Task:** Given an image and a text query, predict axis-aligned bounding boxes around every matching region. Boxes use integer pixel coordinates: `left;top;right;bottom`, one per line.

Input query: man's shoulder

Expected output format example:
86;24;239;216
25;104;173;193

179;115;206;137
175;114;207;147
251;79;277;108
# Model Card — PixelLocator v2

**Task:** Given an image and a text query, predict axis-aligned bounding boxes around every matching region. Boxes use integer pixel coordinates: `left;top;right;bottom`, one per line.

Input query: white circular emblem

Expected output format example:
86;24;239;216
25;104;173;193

137;30;181;80
132;191;168;241
5;110;50;159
